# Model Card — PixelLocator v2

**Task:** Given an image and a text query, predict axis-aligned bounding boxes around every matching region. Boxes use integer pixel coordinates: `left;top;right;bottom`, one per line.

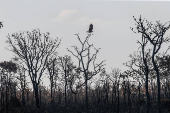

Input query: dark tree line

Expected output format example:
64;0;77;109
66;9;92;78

0;17;170;113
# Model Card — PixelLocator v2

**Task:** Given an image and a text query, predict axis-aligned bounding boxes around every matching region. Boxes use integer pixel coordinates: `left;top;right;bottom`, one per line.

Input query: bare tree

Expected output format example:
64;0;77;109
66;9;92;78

138;36;151;113
125;49;151;112
132;16;170;113
68;34;105;112
68;65;84;104
6;29;61;108
46;57;59;107
58;55;75;105
12;57;29;107
107;68;121;113
17;65;27;107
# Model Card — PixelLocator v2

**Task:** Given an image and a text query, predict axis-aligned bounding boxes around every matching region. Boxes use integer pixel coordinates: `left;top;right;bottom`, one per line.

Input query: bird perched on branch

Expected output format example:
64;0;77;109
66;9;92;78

0;22;3;28
87;23;93;33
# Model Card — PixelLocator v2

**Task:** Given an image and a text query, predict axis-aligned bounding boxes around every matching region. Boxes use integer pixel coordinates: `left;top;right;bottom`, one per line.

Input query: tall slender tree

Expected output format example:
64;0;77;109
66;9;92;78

58;55;75;105
132;16;170;113
46;57;59;107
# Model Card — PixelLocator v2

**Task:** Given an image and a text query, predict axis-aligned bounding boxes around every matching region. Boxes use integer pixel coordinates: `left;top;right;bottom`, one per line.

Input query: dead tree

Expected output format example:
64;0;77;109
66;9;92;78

68;34;105;112
129;28;151;112
58;55;75;105
12;57;28;107
68;66;84;104
46;57;59;107
133;15;170;113
6;29;61;108
17;65;27;107
107;68;121;113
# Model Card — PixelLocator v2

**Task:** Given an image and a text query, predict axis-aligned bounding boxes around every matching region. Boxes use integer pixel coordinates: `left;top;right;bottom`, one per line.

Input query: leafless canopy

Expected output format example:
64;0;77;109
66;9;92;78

131;15;170;54
67;33;105;80
7;29;61;85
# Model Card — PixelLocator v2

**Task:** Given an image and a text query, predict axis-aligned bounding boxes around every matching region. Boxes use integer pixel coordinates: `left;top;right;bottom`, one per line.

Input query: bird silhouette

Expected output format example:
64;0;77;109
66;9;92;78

87;23;93;33
0;22;3;28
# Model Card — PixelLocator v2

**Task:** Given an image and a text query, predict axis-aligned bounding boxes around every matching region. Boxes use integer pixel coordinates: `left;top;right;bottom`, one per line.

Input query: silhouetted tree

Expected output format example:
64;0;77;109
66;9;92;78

132;15;170;113
11;57;29;107
58;55;77;106
6;29;61;108
68;64;84;104
68;34;105;112
157;54;170;99
46;57;59;107
158;54;170;81
0;61;17;113
127;36;151;112
107;68;121;112
16;64;27;107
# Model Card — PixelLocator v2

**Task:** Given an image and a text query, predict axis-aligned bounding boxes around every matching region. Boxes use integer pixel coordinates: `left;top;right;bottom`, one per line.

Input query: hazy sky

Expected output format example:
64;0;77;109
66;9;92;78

0;0;170;74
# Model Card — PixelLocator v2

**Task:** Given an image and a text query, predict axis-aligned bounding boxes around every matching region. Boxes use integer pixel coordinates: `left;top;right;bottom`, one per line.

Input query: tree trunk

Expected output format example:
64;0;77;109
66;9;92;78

74;93;77;103
34;84;40;108
141;40;150;113
22;89;25;107
6;84;8;113
117;83;119;113
51;82;53;106
111;91;113;107
39;88;41;107
64;66;67;105
152;54;161;113
143;56;150;113
127;82;131;113
26;91;29;103
85;76;88;113
1;89;3;109
146;75;150;113
151;82;155;101
51;83;53;98
138;82;141;100
1;95;4;110
123;81;126;107
105;88;108;105
65;80;67;105
53;90;55;107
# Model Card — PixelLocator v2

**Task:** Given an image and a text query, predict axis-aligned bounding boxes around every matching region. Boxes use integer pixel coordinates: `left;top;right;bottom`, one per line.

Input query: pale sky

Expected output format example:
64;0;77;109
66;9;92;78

0;0;170;75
